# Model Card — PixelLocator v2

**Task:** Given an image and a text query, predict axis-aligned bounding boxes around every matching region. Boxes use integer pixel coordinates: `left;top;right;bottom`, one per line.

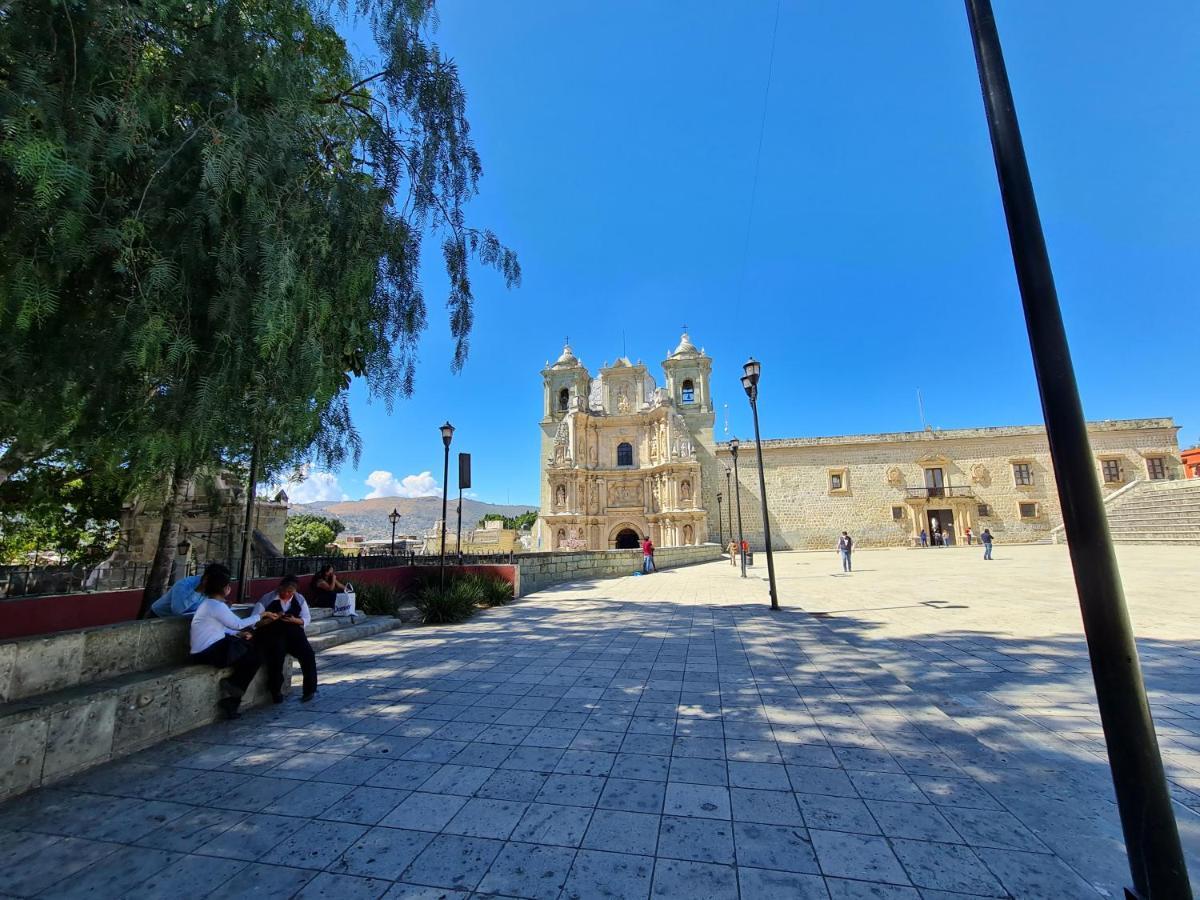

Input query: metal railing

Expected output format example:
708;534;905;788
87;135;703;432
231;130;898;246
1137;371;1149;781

904;486;976;499
0;562;153;598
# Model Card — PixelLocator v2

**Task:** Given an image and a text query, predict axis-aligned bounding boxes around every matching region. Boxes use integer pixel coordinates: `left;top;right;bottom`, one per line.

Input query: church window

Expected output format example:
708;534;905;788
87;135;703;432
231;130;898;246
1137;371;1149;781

1012;462;1033;486
558;388;570;412
1146;457;1167;480
682;379;695;404
617;442;633;467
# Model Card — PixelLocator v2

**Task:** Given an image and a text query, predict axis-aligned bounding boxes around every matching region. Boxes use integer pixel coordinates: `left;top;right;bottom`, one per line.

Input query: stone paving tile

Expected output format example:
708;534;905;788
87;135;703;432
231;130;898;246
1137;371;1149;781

975;846;1103;898
810;829;911;885
510;802;592;846
732;821;821;874
398;833;504;891
657;814;734;864
730;787;804;825
264;779;356;817
206;862;316;898
123;853;248;899
737;866;829;900
293;871;392;899
663;781;730;819
598;776;667;813
259;819;370;870
42;845;179;899
824;878;920;898
651;858;739;899
577;808;657;857
319;786;409;824
133;807;249;852
475;840;576;899
562;848;654;900
798;793;881;835
668;756;727;785
195;812;307;861
331;826;434;881
891;839;1006;895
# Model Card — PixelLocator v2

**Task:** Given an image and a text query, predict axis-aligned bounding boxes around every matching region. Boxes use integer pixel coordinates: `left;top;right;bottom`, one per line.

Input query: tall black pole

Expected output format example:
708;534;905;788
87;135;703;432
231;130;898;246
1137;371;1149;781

236;438;259;604
456;487;463;565
716;493;724;548
747;396;779;610
732;449;746;579
965;3;1188;896
439;442;450;591
390;518;397;555
725;468;733;544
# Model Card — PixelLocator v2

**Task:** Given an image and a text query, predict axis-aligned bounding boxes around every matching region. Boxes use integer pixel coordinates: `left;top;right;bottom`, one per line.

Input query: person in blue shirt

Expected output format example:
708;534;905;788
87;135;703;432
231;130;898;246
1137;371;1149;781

149;563;227;617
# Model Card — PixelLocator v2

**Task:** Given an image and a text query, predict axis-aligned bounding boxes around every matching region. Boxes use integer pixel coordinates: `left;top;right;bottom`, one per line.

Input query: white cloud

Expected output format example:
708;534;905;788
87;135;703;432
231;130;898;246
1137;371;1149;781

365;470;440;499
274;466;348;504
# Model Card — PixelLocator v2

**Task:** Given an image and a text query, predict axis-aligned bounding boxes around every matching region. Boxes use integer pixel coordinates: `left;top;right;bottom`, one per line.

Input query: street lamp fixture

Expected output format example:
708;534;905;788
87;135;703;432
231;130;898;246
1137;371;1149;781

438;422;454;589
729;437;746;579
388;508;400;555
742;358;779;610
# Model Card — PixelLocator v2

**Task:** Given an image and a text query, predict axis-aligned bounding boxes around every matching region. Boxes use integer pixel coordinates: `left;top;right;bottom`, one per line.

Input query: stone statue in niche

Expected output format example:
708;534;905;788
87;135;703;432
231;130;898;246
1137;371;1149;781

589;481;599;513
616;386;631;414
680;480;691;501
555;484;567;508
589;444;598;466
649;430;659;461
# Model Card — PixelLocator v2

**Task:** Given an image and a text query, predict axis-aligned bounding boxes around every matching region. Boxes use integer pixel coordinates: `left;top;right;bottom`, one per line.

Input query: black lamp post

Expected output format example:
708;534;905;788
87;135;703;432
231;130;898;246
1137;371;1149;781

438;421;454;590
730;438;746;579
724;465;733;546
388;508;400;555
716;491;724;548
964;2;1187;894
741;358;779;610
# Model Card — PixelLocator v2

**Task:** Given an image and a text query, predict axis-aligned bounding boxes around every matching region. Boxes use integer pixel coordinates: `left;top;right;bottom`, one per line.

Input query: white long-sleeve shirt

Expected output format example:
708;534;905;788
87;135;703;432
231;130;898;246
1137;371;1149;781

189;598;261;655
252;591;312;627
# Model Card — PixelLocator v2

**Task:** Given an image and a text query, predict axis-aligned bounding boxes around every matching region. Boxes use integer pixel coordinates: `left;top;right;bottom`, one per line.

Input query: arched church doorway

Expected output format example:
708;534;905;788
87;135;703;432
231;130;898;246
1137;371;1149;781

614;528;641;549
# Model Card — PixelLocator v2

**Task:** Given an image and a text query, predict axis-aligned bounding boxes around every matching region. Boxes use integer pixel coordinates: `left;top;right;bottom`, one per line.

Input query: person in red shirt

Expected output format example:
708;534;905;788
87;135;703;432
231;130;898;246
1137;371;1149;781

641;537;655;574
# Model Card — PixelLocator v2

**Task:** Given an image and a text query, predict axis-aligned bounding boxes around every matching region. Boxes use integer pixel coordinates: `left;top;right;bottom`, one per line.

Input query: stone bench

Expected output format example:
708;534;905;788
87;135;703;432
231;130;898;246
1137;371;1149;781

0;612;293;803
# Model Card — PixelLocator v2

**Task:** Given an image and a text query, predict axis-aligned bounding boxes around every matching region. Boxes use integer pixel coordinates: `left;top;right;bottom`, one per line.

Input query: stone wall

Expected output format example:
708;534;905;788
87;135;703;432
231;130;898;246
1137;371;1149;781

716;419;1181;550
513;544;721;596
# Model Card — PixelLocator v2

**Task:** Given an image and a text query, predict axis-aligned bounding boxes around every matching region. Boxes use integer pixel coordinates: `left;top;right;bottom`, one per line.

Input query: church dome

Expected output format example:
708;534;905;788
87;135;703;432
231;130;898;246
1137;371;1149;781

670;332;700;358
552;344;582;368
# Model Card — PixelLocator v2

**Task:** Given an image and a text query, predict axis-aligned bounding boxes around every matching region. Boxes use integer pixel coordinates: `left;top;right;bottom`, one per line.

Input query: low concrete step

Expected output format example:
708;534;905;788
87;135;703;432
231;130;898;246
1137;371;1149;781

309;615;403;653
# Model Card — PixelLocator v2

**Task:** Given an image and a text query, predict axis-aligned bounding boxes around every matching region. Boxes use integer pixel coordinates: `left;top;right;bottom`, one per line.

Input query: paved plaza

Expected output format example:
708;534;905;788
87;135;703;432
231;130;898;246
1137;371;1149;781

1;544;1198;898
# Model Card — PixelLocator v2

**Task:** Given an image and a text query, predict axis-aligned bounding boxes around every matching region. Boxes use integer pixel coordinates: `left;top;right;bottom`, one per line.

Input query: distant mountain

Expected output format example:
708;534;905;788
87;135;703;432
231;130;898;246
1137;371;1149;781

295;496;538;540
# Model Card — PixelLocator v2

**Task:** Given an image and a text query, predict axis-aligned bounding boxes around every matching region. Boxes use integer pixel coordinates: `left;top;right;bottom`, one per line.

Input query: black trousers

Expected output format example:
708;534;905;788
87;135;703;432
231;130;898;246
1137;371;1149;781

256;623;317;697
191;635;262;696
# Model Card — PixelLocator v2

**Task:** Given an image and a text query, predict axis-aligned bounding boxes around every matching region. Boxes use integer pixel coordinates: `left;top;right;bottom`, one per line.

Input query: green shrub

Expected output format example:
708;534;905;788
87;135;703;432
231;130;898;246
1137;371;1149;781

470;574;514;607
354;582;402;617
413;577;478;624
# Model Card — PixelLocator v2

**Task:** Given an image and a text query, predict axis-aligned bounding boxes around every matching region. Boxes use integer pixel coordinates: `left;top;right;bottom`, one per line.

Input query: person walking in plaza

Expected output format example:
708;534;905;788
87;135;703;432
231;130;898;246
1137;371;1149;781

727;539;738;565
188;566;271;719
641;536;655;574
253;575;319;703
965;526;973;546
940;528;950;547
981;528;994;560
919;528;928;548
837;531;853;572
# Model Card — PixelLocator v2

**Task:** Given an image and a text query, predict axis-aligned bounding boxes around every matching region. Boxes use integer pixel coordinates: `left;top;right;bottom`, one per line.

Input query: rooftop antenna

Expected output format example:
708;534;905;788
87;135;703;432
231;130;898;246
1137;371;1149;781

917;388;929;431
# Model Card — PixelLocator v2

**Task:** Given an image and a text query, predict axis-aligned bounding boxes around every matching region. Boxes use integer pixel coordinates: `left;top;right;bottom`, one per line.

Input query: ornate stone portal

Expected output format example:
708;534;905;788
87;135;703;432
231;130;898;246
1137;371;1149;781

538;333;714;550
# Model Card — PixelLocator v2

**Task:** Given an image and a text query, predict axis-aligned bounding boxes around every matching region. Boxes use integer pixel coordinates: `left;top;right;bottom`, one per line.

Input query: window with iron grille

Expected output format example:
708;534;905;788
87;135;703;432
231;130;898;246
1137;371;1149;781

977;504;990;517
1013;463;1033;486
830;473;842;490
1101;459;1121;483
1019;502;1038;519
891;506;904;520
616;442;633;467
1147;457;1166;480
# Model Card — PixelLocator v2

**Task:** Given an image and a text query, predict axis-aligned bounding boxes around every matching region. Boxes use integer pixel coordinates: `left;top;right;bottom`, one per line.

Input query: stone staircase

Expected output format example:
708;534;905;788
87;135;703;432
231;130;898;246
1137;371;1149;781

302;607;405;651
1102;479;1200;545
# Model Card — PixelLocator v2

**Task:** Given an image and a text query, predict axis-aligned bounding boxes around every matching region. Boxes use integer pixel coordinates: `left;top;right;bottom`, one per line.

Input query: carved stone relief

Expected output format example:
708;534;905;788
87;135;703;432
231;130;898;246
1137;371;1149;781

971;464;990;486
886;466;904;487
608;482;642;507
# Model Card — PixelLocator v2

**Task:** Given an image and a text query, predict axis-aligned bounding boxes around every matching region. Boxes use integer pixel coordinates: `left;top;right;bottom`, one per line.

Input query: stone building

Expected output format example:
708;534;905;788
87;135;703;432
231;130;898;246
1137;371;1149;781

537;335;714;550
536;333;1183;551
717;418;1183;550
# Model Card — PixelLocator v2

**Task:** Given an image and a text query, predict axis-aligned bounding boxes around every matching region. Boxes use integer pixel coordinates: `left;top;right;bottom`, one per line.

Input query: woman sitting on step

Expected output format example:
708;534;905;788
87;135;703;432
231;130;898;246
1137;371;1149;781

252;575;319;704
188;565;272;720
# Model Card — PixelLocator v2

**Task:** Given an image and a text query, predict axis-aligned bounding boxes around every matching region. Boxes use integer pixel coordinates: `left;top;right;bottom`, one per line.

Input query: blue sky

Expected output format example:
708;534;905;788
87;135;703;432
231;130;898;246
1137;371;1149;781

284;2;1199;505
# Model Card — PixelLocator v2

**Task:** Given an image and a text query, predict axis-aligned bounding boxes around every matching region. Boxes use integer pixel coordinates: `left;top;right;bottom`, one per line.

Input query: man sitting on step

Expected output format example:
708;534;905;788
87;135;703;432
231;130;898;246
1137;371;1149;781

252;575;319;703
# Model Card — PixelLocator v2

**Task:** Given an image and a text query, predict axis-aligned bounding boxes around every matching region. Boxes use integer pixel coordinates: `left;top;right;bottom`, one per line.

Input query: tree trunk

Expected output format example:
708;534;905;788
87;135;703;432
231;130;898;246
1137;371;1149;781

139;460;190;618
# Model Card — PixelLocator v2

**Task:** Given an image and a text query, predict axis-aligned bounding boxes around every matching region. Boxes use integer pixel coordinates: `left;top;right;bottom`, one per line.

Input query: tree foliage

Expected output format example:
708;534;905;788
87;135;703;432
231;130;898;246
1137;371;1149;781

477;510;537;531
0;0;519;600
283;514;341;556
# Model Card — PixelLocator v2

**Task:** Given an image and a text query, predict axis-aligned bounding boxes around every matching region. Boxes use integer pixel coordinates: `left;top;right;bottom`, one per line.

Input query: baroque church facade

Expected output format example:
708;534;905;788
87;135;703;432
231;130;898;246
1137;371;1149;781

537;333;715;551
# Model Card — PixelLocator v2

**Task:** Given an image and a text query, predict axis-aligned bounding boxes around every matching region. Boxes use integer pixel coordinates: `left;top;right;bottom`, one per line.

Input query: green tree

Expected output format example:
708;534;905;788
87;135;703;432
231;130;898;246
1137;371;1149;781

283;514;341;557
477;510;538;530
0;0;519;609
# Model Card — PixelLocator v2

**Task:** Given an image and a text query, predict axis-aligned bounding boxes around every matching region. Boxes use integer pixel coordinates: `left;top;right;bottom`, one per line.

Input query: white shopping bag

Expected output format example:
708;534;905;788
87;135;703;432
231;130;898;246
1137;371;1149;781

334;584;356;619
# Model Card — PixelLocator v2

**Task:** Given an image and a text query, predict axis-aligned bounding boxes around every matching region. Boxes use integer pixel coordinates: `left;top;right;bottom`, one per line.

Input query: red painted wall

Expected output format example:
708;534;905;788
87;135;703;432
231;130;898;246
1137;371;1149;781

0;564;516;640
